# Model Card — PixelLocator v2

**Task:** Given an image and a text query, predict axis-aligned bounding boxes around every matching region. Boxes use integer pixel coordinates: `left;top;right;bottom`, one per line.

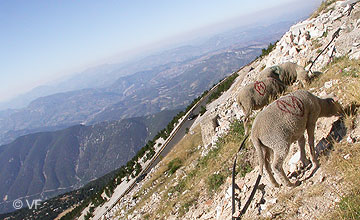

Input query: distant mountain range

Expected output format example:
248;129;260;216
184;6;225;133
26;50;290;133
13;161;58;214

0;20;293;215
0;21;294;111
0;109;179;214
0;44;270;146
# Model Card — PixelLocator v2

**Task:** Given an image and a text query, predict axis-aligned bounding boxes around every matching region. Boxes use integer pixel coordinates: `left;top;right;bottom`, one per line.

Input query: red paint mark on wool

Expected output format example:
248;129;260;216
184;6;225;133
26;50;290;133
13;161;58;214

276;96;304;117
254;81;266;96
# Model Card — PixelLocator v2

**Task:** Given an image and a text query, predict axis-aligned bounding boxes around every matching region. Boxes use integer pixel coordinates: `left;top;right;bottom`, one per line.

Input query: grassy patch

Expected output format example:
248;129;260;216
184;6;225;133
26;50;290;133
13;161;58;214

207;72;239;104
120;126;203;219
337;192;360;220
208;173;226;192
320;141;360;220
307;56;360;106
312;39;322;50
143;213;151;220
167;158;182;175
123;119;254;219
199;105;207;115
236;162;252;177
179;193;199;216
259;41;278;58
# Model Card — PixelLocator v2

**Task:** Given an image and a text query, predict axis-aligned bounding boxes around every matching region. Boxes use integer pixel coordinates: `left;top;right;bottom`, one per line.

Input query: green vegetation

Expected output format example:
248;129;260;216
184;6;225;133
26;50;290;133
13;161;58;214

84;210;94;220
319;142;360;220
167;158;183;175
259;41;278;58
127;119;254;219
312;39;322;50
59;85;212;219
207;173;225;192
307;55;360;106
207;72;239;104
236;162;252;178
179;194;199;216
337;193;360;220
199;105;207;115
322;29;329;38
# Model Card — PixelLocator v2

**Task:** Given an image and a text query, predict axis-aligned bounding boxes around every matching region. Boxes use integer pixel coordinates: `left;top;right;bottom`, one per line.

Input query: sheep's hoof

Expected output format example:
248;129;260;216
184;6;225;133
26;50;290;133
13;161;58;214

299;158;311;170
305;166;319;180
305;162;312;171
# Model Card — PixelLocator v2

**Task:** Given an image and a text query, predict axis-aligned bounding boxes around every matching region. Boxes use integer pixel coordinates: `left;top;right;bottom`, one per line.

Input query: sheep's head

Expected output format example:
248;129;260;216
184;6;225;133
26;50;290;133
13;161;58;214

324;98;344;117
259;67;281;81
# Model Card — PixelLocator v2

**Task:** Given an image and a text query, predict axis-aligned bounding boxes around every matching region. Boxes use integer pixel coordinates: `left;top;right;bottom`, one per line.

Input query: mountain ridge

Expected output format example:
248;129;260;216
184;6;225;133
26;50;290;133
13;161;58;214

0;108;180;214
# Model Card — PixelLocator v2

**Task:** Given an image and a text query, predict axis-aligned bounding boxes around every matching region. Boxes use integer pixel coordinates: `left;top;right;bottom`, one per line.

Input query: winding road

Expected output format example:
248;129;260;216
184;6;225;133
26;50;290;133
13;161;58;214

96;63;251;219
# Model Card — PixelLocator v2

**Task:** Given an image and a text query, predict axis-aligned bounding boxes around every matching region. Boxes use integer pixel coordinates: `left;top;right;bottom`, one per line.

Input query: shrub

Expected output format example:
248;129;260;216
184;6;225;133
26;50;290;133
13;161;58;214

207;72;238;104
337;193;360;220
237;162;252;177
199;105;206;115
167;158;182;175
259;41;277;58
208;173;225;192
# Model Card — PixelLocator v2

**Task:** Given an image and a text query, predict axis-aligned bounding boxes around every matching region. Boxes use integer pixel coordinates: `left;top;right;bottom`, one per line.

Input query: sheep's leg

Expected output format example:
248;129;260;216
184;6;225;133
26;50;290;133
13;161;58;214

298;135;310;169
240;103;251;135
243;107;253;135
272;144;299;187
252;138;265;176
305;124;320;179
243;116;249;135
264;147;279;187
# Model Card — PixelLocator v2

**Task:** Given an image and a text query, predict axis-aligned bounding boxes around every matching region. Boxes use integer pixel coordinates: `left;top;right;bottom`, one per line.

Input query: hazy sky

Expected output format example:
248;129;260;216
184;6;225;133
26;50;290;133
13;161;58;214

0;0;320;103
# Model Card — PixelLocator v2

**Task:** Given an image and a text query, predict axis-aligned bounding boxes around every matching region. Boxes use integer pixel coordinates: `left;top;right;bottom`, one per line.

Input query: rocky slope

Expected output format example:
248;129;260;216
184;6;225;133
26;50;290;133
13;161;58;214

101;1;360;219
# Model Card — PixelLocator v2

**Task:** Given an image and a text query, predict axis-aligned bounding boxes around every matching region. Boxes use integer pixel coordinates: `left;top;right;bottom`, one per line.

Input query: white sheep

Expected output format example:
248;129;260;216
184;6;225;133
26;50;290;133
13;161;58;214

251;90;343;187
258;62;310;87
236;77;286;134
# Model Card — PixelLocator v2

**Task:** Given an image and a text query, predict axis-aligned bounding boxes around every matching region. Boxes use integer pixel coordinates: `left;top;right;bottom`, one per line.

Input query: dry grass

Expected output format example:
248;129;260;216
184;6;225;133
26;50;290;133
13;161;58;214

320;141;360;220
263;187;303;220
312;39;323;50
119;126;203;219
264;142;360;220
121;120;254;219
307;56;360;106
260;65;266;71
312;55;360;219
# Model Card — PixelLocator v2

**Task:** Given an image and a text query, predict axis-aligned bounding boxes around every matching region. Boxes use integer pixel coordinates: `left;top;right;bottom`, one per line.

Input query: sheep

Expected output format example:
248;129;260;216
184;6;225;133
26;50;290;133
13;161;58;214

251;90;343;187
236;77;286;134
258;62;310;87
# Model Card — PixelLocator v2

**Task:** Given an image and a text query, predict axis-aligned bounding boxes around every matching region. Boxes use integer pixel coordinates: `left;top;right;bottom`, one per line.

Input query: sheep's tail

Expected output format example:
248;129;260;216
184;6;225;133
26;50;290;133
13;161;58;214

252;137;265;176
